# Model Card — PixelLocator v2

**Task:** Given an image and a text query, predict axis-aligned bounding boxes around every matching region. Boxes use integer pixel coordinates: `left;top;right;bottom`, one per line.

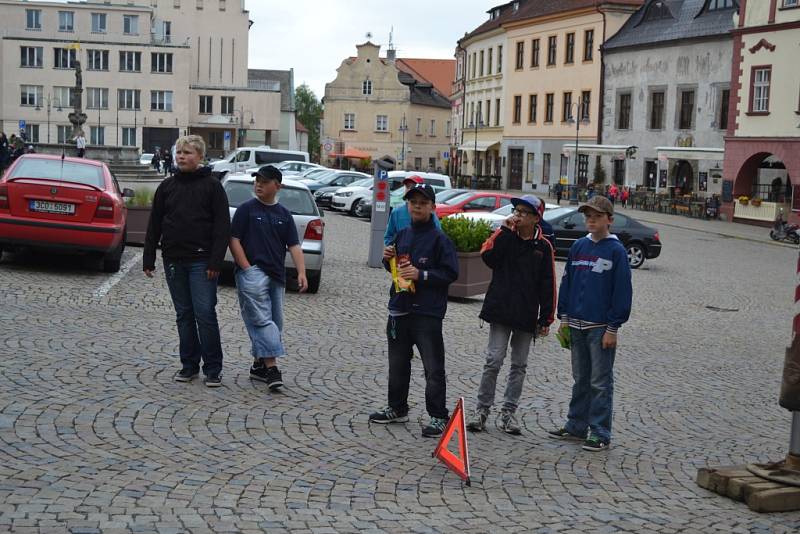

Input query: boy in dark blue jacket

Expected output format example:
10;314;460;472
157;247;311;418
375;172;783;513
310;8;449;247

549;196;632;451
369;183;459;438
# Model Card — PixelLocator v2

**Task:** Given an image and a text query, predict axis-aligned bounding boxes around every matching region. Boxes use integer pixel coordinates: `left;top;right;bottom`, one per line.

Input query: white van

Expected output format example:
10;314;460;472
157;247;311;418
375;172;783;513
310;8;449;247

387;171;452;191
210;146;309;177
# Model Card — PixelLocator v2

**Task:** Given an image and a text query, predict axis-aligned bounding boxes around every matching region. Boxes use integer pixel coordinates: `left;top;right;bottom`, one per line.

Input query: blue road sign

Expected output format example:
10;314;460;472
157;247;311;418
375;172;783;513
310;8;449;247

379;170;388;180
223;131;231;140
443;151;450;160
18;120;26;130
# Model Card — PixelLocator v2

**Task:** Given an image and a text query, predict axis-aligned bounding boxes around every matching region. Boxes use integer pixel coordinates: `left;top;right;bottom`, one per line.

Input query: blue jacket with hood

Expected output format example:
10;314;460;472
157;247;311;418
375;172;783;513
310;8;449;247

557;234;632;334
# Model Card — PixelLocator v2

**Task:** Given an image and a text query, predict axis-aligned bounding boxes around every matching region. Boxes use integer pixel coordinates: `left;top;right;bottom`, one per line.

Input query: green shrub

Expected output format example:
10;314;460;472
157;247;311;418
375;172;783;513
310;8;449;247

440;216;493;253
126;188;155;207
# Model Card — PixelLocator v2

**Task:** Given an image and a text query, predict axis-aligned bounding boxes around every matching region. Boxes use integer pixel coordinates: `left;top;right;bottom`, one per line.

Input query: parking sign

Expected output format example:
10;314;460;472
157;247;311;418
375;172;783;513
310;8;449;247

18;120;26;131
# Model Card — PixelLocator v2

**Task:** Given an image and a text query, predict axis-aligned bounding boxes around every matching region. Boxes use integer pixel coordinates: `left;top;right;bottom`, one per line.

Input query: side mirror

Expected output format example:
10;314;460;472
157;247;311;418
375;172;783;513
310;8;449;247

122;188;135;198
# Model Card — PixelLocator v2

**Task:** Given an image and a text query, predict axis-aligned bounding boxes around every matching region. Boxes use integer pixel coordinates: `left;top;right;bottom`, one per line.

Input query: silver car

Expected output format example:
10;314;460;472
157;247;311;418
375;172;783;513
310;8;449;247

222;175;325;293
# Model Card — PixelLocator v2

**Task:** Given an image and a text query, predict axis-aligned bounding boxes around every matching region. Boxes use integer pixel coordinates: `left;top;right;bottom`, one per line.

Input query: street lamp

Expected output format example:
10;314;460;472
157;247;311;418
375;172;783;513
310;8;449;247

566;101;590;204
35;94;63;144
468;109;483;189
230;107;255;148
398;114;408;170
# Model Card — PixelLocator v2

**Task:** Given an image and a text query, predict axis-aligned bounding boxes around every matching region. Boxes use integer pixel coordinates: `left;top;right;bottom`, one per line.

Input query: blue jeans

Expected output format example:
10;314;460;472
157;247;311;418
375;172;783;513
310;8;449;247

475;323;534;414
564;327;616;442
163;259;223;376
235;266;285;359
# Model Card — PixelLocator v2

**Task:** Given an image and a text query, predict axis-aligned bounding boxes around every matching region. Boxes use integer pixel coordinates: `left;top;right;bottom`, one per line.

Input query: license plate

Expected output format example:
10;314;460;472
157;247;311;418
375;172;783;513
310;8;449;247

29;200;76;215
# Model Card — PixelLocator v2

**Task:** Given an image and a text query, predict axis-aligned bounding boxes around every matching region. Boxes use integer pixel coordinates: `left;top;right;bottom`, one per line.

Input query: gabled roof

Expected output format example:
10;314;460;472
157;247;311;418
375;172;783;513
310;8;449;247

603;0;737;51
248;69;294;112
396;58;456;98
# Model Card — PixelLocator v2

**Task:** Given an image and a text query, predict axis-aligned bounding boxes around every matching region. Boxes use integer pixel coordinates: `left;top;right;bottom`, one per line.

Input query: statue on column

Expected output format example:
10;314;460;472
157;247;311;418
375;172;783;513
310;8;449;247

68;59;88;139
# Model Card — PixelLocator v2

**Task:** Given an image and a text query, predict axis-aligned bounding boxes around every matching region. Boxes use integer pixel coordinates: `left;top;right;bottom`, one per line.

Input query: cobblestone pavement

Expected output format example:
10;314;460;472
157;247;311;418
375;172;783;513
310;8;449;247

1;209;800;533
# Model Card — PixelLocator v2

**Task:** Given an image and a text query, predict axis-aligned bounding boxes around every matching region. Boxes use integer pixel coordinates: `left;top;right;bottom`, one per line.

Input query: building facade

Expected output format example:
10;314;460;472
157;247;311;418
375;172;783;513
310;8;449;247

722;0;800;224
601;0;736;197
500;0;642;193
248;68;298;151
0;0;281;159
322;42;453;172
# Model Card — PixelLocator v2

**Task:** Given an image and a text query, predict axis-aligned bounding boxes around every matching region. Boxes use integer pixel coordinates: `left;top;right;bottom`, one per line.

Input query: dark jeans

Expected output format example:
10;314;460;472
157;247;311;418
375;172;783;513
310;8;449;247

386;314;448;419
163;259;223;376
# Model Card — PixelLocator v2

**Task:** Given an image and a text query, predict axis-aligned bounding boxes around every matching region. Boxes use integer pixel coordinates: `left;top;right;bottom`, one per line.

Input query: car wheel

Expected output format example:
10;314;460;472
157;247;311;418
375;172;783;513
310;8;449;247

626;242;645;269
307;271;321;294
102;232;126;273
349;199;362;216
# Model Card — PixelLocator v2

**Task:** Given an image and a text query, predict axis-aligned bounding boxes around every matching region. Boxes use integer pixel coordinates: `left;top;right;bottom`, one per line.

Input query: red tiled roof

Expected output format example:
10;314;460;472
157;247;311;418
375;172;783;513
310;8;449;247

396;58;457;98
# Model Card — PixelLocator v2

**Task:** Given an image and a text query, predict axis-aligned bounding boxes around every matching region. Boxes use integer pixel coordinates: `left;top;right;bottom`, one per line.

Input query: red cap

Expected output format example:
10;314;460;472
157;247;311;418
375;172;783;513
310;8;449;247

402;175;424;185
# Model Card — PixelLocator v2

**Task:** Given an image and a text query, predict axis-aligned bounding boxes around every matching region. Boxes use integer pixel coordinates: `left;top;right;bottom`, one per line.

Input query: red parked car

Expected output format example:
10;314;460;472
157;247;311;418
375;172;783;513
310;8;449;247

435;191;515;218
0;154;131;272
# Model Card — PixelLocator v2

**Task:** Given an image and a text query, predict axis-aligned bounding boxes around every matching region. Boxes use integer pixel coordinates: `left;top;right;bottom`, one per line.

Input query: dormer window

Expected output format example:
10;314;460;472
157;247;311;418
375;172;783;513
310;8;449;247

362;80;372;96
643;0;673;21
706;0;735;10
513;1;519;11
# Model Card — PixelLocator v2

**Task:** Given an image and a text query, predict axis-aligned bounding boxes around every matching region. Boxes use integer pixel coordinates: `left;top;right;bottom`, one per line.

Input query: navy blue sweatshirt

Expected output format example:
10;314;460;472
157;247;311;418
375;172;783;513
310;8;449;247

383;217;459;319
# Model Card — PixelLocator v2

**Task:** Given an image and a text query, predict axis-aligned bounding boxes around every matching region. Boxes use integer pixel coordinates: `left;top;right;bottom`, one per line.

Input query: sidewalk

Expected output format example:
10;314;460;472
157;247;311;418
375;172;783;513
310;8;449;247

531;192;796;248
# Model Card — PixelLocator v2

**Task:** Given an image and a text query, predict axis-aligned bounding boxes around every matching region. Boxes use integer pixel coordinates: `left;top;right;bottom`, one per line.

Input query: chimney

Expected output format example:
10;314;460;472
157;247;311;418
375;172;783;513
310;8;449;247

387;48;396;61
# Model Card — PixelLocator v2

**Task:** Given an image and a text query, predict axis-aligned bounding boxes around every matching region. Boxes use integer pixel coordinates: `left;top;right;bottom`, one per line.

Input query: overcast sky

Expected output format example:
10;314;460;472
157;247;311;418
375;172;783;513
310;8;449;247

246;0;493;99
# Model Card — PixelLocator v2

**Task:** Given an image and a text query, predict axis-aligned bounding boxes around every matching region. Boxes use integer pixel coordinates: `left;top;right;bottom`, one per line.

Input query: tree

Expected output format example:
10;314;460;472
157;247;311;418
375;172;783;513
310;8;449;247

295;84;322;162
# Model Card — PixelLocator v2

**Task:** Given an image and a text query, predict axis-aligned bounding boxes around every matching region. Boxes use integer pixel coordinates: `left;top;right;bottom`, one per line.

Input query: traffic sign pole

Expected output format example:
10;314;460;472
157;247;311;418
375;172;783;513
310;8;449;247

367;162;393;268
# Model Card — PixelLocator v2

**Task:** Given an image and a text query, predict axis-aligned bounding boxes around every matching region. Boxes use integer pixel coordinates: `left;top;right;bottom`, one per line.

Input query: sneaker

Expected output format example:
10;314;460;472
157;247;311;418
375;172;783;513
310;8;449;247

174;368;199;382
499;410;521;435
547;427;585;441
265;366;283;391
421;416;448;438
368;407;409;424
466;410;488;432
204;374;222;388
582;435;610;452
249;361;269;382
250;362;283;390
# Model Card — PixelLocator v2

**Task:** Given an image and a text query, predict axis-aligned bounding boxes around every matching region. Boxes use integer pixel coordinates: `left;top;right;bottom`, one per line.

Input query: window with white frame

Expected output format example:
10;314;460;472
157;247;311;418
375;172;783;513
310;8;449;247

122;127;136;146
784;0;799;6
91;13;107;33
221;96;234;114
119;51;142;72
54;48;77;69
199;95;213;114
150;90;173;111
430;119;436;136
87;49;109;71
446;120;451;137
118;89;141;110
752;67;771;113
25;124;40;143
87;88;109;110
90;126;105;145
57;125;71;144
26;9;41;30
375;115;388;132
344;113;355;130
416;118;421;134
53;86;74;109
20;46;43;68
123;14;139;35
151;53;173;73
707;0;735;9
362;80;372;95
58;11;74;32
20;85;42;107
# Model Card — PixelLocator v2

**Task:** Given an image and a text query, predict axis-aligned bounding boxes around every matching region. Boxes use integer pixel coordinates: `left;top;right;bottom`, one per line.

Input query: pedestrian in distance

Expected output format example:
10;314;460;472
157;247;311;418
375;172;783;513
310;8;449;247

466;194;556;435
383;175;440;246
369;183;459;438
555;182;563;205
229;165;308;391
10;134;24;162
0;132;9;172
143;135;231;387
548;195;632;451
151;151;161;173
75;132;86;158
162;148;172;176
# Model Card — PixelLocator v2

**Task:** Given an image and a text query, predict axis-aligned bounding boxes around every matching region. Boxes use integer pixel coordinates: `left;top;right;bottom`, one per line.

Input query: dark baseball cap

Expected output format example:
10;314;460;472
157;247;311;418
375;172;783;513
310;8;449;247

578;195;614;216
511;194;544;216
251;165;282;183
403;183;436;202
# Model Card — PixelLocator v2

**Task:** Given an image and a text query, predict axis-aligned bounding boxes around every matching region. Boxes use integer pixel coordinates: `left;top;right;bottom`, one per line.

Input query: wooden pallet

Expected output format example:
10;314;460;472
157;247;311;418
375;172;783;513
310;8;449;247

696;465;800;513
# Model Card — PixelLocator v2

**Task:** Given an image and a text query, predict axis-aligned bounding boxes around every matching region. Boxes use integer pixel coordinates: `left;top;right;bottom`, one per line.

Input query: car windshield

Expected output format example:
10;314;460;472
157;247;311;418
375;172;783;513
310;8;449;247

443;192;473;205
9;158;105;188
224;181;317;215
303;168;328;179
316;173;344;185
543;207;576;221
492;204;513;216
351;178;372;188
435;189;464;203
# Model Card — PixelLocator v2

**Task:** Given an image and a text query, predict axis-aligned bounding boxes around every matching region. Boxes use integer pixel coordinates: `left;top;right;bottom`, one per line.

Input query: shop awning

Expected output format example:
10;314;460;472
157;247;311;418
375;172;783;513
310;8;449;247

329;147;371;159
655;146;724;161
457;140;500;153
561;144;632;157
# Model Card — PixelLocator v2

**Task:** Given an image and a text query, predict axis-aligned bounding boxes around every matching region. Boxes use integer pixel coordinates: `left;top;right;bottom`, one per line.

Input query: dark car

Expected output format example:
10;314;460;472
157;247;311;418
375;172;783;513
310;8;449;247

302;171;370;207
543;207;661;269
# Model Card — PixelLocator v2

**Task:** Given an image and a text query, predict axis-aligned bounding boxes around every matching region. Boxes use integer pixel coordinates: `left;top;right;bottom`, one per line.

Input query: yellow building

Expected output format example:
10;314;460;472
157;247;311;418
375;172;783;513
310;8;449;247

496;0;641;191
322;42;454;172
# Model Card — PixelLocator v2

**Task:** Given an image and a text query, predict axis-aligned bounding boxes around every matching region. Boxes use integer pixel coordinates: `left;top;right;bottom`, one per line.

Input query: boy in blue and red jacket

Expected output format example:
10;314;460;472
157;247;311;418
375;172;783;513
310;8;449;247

369;183;459;438
549;195;632;451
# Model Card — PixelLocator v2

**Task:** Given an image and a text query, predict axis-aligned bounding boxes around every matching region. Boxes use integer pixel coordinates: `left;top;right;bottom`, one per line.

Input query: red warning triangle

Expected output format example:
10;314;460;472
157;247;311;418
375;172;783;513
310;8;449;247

432;397;471;486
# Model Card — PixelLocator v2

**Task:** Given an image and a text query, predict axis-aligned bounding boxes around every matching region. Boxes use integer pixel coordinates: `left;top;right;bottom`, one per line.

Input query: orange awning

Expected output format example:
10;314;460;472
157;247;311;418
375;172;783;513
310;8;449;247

329;147;371;159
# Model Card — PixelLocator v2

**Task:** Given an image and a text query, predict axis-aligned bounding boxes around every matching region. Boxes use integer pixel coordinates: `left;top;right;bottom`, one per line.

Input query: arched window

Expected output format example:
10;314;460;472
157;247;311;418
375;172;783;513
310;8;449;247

643;0;673;22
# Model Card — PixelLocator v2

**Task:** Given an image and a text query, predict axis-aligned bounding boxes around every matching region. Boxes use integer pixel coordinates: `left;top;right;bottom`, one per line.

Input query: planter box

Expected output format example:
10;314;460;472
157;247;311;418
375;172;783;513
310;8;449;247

126;206;151;245
734;199;786;223
448;251;491;298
